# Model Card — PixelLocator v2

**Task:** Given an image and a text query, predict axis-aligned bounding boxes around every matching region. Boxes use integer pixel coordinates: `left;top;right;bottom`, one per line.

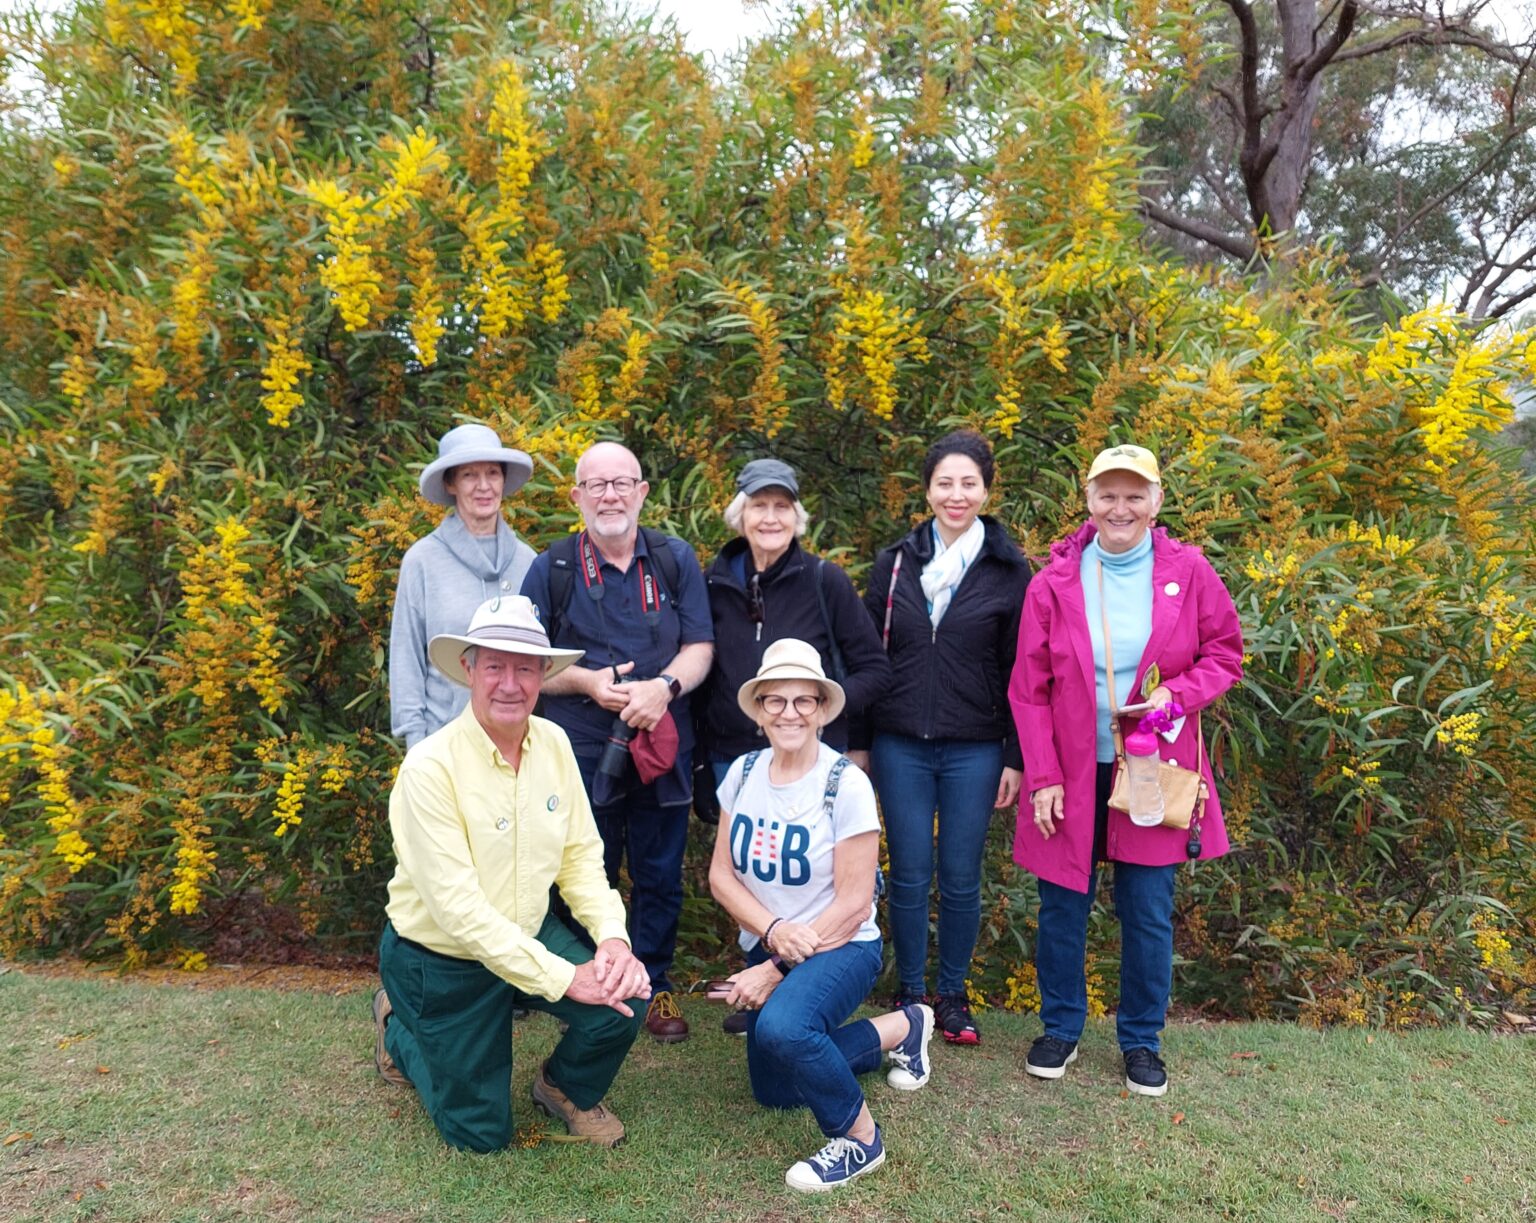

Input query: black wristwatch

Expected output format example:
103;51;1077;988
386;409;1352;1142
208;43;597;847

660;673;682;700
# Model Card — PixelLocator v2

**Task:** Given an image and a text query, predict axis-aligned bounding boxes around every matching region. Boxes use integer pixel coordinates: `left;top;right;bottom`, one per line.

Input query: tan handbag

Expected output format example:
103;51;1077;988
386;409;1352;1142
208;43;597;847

1099;561;1207;832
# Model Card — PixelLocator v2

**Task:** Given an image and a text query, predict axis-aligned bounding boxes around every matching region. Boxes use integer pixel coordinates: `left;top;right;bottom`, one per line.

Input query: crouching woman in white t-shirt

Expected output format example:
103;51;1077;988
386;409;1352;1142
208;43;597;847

708;638;936;1194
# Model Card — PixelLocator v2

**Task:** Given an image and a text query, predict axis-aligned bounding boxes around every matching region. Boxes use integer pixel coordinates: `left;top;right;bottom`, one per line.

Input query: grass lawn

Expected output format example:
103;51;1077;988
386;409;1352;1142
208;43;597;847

1;968;1532;1223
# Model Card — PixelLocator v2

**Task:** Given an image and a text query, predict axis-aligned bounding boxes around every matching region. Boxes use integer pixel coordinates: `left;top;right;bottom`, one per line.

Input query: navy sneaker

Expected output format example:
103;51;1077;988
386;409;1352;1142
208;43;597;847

1025;1034;1079;1079
784;1125;885;1193
886;1002;934;1090
933;993;980;1045
1124;1047;1168;1097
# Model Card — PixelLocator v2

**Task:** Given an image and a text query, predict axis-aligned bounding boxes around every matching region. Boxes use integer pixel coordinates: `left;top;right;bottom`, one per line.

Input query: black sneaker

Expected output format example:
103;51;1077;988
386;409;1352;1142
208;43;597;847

721;1009;750;1037
1025;1034;1079;1079
933;993;980;1046
1124;1047;1168;1097
894;987;927;1010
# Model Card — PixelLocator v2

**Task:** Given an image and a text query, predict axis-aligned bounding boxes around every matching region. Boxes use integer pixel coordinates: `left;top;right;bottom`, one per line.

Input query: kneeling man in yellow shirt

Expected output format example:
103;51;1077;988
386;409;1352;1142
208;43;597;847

374;594;651;1151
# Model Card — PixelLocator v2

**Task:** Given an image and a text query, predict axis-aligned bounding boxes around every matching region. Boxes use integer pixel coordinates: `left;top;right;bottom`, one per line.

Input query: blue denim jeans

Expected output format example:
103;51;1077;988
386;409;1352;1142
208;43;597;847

741;937;884;1138
1035;770;1177;1051
870;732;1004;996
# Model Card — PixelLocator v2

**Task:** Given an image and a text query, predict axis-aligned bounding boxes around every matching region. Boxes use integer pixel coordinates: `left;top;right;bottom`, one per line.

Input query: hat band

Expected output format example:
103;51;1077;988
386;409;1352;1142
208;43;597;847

468;624;554;650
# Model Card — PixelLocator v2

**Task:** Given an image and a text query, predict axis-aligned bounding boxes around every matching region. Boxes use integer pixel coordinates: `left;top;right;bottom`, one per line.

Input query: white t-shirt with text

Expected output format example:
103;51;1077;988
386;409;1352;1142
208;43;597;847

715;743;881;952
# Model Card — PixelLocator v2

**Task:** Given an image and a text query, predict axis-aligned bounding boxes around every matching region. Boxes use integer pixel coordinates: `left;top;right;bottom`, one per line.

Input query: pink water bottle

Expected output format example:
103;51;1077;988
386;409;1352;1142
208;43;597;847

1124;729;1164;827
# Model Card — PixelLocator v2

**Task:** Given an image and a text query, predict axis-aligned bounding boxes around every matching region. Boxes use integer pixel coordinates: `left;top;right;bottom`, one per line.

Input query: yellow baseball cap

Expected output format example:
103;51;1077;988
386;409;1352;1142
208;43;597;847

1087;443;1161;484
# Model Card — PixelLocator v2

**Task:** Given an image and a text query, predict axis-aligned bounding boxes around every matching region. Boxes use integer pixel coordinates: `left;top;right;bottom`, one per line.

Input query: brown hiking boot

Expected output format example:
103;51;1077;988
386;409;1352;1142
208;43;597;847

531;1060;626;1147
644;990;689;1043
372;988;411;1087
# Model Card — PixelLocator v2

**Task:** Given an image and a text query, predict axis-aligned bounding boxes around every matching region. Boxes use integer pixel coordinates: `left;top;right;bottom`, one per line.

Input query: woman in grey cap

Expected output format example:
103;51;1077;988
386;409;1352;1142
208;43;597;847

701;459;891;783
388;423;537;748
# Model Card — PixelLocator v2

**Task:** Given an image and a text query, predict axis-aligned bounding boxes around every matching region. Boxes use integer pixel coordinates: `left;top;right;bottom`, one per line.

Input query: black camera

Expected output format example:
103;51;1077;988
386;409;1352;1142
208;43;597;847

595;676;641;779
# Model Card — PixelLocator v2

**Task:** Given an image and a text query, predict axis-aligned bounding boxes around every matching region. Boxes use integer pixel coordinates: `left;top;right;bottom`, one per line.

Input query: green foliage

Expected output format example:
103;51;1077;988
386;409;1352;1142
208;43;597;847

1;0;1534;1022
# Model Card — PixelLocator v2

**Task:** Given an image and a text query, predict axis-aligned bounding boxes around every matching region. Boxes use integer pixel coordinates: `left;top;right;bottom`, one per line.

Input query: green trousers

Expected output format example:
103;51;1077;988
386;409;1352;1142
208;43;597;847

378;916;642;1152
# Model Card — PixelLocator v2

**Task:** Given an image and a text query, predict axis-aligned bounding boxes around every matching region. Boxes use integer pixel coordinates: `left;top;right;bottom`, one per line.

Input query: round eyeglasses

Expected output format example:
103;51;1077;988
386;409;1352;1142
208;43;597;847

756;693;824;716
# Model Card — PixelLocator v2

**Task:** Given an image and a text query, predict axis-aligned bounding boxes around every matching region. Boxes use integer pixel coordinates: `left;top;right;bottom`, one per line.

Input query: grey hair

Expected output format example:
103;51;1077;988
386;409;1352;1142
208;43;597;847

723;491;810;537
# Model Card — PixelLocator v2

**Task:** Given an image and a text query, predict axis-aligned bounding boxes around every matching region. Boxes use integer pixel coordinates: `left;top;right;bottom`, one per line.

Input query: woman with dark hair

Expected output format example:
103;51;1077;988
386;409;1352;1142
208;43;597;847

852;430;1031;1046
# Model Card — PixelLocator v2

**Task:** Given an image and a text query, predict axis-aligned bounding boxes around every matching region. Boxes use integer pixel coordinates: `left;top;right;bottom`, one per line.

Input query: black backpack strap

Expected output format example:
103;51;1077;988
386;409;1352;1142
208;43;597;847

812;558;846;682
544;534;581;645
639;527;682;600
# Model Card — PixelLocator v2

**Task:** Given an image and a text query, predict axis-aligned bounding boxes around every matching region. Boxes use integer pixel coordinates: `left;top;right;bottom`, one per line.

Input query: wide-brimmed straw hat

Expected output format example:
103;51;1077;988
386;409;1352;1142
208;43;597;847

736;638;846;723
429;595;584;686
1086;443;1161;485
419;423;535;506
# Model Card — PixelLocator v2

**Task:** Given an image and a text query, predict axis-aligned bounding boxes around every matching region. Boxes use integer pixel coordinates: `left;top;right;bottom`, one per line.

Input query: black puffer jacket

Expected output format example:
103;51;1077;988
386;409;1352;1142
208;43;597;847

700;537;892;759
853;516;1030;766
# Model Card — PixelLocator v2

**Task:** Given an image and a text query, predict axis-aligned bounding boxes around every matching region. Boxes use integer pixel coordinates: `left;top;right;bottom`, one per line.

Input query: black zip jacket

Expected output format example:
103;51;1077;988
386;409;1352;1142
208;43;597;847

699;536;893;759
852;515;1030;767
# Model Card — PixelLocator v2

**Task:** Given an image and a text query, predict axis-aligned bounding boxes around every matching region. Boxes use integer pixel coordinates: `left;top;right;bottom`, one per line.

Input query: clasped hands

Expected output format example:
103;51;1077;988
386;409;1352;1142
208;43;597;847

588;661;670;731
564;938;651;1017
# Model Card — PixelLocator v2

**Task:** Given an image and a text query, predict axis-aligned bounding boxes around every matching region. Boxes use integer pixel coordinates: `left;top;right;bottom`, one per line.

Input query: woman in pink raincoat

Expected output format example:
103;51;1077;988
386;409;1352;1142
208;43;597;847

1007;444;1243;1098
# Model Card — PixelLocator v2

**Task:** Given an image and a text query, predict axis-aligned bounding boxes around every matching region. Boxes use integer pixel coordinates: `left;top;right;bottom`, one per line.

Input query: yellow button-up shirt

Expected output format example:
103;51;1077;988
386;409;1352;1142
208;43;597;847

385;706;630;1000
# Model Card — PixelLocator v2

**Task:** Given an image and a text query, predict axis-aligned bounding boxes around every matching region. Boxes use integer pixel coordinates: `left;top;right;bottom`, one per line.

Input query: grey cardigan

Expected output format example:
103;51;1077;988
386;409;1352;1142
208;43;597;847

388;512;537;747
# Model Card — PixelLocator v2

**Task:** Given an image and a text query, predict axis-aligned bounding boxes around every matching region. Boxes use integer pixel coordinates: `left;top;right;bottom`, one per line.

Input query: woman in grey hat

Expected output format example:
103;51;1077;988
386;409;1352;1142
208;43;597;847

388;422;538;748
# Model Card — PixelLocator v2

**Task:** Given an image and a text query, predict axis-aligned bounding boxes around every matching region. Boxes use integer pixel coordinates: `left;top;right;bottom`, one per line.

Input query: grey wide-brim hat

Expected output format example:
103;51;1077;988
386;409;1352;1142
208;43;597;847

419;423;535;506
736;637;846;723
429;595;584;686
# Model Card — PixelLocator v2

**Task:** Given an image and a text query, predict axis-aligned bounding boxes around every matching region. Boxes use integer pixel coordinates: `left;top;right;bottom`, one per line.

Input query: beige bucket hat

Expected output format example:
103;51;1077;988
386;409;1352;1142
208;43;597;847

429;595;584;685
736;638;846;723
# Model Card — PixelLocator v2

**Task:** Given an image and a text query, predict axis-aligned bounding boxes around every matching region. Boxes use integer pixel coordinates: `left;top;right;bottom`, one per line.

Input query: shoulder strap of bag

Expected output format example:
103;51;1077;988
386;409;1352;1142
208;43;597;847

881;552;903;651
545;533;582;645
813;558;847;682
639;527;682;598
1098;559;1209;815
741;749;763;783
821;753;849;821
1096;560;1126;764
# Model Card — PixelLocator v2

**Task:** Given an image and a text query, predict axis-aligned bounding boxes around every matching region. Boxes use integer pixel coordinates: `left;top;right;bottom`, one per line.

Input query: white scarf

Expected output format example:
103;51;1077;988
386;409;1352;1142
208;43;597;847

920;518;985;629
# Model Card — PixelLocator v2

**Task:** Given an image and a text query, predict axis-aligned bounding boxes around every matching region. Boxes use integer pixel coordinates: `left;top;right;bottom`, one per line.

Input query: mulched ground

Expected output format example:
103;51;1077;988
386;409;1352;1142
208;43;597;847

0;958;376;995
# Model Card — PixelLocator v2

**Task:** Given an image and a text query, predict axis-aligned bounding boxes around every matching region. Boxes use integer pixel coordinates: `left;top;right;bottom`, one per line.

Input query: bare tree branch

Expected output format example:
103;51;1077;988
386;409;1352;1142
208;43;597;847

1139;200;1258;260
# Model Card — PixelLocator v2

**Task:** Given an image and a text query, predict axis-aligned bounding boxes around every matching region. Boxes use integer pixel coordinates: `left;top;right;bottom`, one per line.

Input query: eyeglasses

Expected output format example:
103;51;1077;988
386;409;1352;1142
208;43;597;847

756;693;823;716
576;476;640;497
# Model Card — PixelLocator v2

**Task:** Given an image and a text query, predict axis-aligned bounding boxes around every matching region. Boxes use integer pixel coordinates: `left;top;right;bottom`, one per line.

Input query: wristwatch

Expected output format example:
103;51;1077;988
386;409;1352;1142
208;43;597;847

659;673;682;700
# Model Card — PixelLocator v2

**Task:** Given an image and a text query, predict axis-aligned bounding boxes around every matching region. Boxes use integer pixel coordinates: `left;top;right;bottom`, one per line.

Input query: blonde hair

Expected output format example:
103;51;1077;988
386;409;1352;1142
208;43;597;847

723;490;810;537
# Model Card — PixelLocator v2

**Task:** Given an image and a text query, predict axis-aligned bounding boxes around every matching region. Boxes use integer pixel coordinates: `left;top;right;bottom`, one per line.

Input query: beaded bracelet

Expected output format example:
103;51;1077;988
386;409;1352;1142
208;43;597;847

762;917;783;953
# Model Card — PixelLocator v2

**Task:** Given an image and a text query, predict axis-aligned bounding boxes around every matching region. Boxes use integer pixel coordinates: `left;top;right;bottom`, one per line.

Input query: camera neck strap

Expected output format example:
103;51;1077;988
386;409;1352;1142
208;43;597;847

578;530;663;653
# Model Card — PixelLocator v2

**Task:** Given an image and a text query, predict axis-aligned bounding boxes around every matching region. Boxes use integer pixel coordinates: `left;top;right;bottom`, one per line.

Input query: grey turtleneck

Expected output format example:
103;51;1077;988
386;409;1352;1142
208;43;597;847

388;511;537;747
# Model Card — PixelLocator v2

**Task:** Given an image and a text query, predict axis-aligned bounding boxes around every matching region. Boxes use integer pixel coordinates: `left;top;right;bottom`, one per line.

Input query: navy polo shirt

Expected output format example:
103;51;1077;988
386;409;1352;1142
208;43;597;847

522;530;713;803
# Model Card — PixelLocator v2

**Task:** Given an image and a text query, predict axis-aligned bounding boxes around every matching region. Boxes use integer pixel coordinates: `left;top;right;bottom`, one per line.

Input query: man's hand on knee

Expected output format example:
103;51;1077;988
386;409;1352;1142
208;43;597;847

568;942;651;1015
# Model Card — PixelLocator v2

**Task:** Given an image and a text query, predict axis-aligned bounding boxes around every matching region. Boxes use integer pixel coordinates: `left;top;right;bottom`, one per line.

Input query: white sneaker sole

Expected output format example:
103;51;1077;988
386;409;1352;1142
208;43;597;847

1125;1074;1168;1097
886;1003;934;1091
1025;1047;1078;1079
784;1147;886;1193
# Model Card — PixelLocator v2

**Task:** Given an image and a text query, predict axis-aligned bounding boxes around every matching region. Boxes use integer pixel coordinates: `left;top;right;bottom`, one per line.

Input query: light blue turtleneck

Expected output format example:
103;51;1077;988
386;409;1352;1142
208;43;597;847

1080;530;1154;763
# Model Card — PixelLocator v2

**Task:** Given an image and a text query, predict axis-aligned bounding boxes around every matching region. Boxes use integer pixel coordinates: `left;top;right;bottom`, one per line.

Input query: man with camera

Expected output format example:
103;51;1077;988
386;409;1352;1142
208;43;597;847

375;594;650;1151
522;441;715;1043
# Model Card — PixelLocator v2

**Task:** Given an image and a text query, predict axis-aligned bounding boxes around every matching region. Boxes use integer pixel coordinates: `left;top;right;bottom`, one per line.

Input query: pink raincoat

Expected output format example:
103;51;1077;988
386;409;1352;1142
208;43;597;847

1009;522;1244;893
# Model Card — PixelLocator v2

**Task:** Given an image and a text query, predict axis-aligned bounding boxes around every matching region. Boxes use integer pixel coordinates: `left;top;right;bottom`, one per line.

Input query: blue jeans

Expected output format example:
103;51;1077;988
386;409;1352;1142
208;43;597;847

871;732;1003;996
742;937;884;1138
1036;861;1177;1052
591;790;690;992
